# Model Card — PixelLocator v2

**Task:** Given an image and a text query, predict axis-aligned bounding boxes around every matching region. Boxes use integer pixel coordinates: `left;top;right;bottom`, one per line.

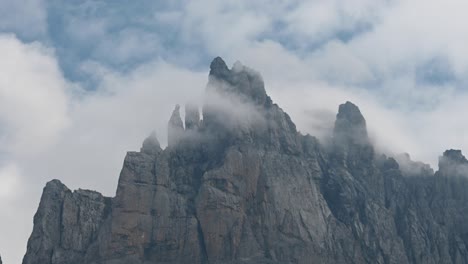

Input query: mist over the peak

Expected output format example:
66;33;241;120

2;0;468;262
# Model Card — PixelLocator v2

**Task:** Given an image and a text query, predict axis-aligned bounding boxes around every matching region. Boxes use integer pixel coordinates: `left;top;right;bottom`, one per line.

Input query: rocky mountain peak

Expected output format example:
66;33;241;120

209;56;230;79
207;57;269;106
141;131;161;155
23;58;468;264
438;149;468;177
23;179;111;264
442;149;468;164
44;178;69;194
333;101;369;146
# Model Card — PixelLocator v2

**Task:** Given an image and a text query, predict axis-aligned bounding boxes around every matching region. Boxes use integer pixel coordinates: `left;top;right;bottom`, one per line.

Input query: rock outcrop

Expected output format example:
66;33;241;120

23;180;111;264
23;57;468;264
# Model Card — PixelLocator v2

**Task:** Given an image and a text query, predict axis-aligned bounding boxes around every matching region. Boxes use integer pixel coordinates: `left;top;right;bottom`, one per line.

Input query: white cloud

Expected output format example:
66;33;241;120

0;34;70;264
0;35;207;262
31;60;206;195
0;34;70;157
180;1;273;55
0;163;20;198
3;0;468;263
283;0;386;44
0;169;35;264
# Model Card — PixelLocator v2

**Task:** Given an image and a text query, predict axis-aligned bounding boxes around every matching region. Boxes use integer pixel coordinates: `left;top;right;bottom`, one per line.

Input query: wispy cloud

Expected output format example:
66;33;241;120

2;0;468;263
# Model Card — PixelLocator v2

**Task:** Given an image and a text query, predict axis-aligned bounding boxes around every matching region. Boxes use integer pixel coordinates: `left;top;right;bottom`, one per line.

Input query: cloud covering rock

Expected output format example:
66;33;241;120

22;59;468;264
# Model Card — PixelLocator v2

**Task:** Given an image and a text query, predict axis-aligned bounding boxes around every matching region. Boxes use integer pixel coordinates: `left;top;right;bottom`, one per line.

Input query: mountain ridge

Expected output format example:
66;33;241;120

22;57;468;264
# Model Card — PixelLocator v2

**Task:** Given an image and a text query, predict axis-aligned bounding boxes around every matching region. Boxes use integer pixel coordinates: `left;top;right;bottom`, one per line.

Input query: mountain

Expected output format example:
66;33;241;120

23;57;468;264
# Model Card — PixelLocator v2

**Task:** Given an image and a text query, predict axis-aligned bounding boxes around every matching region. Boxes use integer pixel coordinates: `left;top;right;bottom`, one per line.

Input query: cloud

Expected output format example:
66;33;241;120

0;34;71;264
3;0;468;263
282;0;387;45
0;36;207;262
0;34;70;157
23;59;207;194
0;161;34;264
0;163;20;198
204;76;267;133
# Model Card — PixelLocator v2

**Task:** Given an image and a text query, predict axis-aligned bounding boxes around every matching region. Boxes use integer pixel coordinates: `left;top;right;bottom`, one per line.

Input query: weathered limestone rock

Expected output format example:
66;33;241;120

23;57;468;264
23;180;111;264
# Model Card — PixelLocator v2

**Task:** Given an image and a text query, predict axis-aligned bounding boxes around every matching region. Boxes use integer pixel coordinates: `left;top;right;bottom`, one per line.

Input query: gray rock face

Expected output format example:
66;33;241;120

24;58;468;264
23;180;111;264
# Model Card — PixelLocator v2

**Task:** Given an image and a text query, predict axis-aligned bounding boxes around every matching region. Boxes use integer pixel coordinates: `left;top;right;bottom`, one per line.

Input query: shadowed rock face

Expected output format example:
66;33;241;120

23;58;468;264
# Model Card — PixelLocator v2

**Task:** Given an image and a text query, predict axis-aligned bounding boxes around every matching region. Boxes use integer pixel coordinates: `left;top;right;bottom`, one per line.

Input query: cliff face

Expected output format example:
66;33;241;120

23;57;468;264
23;180;111;264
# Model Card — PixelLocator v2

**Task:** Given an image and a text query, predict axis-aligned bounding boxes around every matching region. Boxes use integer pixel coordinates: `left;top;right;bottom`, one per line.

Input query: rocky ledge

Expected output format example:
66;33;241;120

23;57;468;264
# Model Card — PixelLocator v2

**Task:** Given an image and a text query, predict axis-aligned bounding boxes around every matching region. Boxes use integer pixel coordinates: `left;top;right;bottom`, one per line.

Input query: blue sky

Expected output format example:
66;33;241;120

1;0;468;262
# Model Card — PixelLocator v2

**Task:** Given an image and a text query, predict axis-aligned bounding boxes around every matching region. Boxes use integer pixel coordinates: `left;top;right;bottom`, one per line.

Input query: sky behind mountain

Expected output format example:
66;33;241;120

1;0;468;262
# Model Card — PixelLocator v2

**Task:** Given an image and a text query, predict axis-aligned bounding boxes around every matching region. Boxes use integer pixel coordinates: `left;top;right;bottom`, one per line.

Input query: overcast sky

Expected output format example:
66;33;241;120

1;0;468;262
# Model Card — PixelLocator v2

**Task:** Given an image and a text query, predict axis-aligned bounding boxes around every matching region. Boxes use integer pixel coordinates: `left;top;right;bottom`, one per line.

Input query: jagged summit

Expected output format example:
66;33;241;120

23;179;110;264
45;178;68;192
23;58;468;264
209;56;230;79
141;131;161;155
207;57;269;106
438;149;468;177
442;149;468;164
333;101;369;146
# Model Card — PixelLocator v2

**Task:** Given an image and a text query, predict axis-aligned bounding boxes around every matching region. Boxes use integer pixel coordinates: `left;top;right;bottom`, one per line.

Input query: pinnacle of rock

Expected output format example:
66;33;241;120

442;149;468;164
207;57;268;106
168;104;184;146
141;131;161;155
333;101;369;146
209;56;230;79
438;149;468;176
